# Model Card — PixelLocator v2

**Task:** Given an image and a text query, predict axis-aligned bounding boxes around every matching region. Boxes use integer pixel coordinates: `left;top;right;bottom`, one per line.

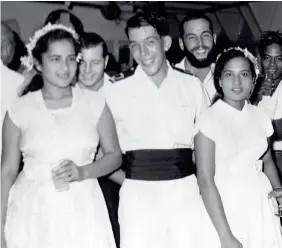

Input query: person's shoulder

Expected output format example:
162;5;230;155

110;67;136;84
249;103;271;120
107;68;137;93
2;65;25;85
171;64;196;78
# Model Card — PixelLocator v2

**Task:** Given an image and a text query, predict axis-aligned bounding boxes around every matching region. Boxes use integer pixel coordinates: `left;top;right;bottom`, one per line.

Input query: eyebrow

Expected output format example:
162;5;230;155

129;35;158;44
185;30;212;36
47;54;76;57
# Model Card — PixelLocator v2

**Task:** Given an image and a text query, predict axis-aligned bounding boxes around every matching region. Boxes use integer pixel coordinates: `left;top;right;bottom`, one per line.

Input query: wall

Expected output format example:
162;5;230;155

1;1;128;42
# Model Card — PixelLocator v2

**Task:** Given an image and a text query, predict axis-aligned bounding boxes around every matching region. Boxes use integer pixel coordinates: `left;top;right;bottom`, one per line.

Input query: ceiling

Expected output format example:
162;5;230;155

42;1;253;20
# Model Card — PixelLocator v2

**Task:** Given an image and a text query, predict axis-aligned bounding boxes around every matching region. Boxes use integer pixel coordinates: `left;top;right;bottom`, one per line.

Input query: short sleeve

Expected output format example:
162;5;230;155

85;91;106;124
263;112;274;138
7;97;24;129
195;109;216;142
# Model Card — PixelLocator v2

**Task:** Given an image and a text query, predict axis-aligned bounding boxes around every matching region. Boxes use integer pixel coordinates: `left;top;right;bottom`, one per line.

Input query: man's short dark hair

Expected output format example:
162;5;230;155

258;30;282;57
179;13;214;38
125;11;169;38
80;32;108;58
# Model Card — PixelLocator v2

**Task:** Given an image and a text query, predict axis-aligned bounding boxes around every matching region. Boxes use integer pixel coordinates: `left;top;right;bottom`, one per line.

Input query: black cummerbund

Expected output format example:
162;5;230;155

122;148;195;181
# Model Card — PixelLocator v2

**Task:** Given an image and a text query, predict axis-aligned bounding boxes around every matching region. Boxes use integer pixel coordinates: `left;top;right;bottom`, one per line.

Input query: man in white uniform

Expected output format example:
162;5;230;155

105;12;208;248
175;13;217;105
1;23;25;158
77;32;122;248
255;31;282;180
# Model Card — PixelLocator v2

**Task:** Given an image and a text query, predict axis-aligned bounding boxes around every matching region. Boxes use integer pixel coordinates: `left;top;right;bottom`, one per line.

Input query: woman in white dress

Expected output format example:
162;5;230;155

1;23;121;248
195;47;282;248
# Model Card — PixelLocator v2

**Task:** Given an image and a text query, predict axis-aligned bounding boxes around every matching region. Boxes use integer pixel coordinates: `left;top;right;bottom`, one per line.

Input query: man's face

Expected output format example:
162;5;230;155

128;26;168;76
261;43;282;80
79;45;107;87
180;18;216;68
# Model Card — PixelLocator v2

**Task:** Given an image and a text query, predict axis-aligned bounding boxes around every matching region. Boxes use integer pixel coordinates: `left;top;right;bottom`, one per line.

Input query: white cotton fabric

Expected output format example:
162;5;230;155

196;100;282;248
258;81;282;150
105;61;208;248
175;58;217;105
4;86;116;248
105;61;208;153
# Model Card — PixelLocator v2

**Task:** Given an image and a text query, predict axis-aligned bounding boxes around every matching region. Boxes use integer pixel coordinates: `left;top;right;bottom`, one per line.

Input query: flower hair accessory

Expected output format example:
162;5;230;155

216;47;260;79
20;23;81;71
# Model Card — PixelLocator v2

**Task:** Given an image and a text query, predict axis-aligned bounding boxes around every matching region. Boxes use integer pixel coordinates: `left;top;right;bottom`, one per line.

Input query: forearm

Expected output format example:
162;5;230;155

1;170;18;229
264;161;282;189
81;151;122;180
273;118;282;141
108;169;125;185
199;180;233;240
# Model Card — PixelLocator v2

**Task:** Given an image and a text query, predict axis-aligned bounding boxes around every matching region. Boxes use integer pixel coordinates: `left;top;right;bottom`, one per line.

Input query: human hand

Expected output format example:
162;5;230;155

220;235;243;248
257;72;273;98
269;188;282;205
52;160;83;182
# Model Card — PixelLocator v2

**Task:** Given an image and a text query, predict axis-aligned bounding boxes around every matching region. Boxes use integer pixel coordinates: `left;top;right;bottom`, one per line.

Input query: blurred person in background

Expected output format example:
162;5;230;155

253;31;282;180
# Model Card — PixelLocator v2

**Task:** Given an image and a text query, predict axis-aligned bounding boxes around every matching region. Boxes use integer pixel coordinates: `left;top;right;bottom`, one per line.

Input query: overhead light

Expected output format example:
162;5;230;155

101;2;121;21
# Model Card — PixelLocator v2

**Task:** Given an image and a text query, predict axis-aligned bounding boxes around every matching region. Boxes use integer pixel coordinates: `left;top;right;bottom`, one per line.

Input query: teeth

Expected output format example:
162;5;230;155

143;59;154;65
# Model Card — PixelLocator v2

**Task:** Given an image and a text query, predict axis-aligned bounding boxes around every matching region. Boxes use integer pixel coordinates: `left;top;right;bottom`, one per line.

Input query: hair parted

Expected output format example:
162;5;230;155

21;23;81;71
125;11;169;38
20;23;81;96
212;47;257;104
80;32;108;58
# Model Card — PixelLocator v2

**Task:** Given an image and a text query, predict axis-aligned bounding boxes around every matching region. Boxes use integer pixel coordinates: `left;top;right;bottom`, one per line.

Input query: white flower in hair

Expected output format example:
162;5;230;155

76;52;82;62
20;23;80;71
216;47;260;79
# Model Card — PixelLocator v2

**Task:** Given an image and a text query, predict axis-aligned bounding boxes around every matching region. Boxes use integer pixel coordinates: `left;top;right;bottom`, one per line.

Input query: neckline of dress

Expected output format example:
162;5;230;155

216;99;249;118
38;86;77;112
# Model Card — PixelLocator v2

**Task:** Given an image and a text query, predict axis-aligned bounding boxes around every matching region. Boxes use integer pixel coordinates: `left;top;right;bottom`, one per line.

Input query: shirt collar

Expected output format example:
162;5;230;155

134;60;174;83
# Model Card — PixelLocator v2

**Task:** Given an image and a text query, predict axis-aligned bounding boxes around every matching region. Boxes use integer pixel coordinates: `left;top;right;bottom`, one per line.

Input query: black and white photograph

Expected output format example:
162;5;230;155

1;1;282;248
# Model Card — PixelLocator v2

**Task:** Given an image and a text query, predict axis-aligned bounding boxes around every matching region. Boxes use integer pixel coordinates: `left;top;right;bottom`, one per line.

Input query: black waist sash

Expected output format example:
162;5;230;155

122;148;195;181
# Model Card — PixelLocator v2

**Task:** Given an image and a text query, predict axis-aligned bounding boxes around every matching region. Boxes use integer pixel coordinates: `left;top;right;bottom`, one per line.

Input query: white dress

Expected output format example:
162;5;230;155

196;100;282;248
4;87;116;248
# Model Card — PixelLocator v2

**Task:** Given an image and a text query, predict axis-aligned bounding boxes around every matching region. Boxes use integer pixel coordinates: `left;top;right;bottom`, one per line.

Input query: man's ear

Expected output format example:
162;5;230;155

213;33;217;44
179;38;184;51
104;55;109;69
162;35;172;52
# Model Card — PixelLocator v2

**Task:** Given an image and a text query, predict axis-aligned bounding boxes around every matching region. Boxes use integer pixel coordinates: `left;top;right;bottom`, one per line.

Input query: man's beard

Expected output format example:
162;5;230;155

184;44;217;68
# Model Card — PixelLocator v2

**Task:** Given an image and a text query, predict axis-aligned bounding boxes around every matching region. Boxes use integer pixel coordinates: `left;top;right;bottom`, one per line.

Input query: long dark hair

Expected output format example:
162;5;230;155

212;48;256;104
22;28;80;96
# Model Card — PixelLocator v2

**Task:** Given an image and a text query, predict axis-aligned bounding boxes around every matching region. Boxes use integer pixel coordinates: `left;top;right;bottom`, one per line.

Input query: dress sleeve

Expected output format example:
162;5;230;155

7;97;24;129
264;112;274;138
195;110;216;142
87;91;106;125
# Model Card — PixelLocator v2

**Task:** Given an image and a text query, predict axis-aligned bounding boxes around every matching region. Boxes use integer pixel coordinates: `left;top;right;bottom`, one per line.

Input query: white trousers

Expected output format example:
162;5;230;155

118;175;204;248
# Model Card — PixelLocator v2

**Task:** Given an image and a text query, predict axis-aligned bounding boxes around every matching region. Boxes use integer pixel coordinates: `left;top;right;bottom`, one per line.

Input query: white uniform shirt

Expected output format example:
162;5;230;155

175;58;217;105
258;81;282;150
75;73;112;95
1;60;25;160
98;73;112;94
105;62;208;153
1;60;24;124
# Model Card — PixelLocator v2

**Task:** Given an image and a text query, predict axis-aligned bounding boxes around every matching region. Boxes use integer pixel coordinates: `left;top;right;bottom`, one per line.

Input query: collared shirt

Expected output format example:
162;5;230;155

98;73;112;94
258;81;282;150
105;61;208;153
76;73;112;95
175;58;217;105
